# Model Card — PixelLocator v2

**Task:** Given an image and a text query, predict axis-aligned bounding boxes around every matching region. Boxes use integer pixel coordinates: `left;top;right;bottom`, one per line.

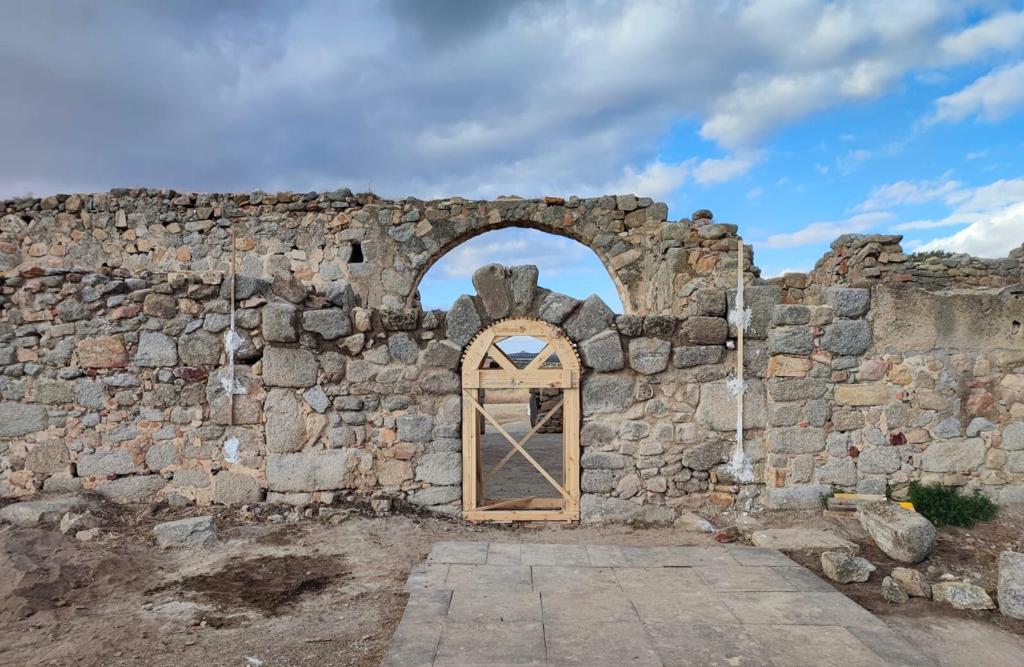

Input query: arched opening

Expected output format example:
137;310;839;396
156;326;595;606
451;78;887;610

462;318;581;522
412;226;627;313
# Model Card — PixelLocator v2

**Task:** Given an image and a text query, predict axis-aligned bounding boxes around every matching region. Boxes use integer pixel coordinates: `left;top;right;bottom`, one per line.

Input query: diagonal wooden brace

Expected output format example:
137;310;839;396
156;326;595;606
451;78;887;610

484;396;565;483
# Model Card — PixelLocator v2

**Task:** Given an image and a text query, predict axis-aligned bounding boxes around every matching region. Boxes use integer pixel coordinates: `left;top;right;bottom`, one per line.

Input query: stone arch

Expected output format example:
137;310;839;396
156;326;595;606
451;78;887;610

407;219;635;314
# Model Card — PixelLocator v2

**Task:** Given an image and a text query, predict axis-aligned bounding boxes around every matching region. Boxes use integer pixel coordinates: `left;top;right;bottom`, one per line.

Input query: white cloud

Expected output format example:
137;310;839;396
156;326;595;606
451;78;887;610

915;201;1024;257
692;152;760;185
939;11;1024;62
438;232;588;279
746;186;764;200
761;212;893;249
894;177;1024;231
855;173;960;211
612;158;693;198
926;61;1024;125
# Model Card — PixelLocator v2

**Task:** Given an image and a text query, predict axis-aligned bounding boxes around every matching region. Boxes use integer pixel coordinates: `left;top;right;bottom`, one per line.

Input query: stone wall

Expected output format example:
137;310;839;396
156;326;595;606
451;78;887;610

1;188;1023;520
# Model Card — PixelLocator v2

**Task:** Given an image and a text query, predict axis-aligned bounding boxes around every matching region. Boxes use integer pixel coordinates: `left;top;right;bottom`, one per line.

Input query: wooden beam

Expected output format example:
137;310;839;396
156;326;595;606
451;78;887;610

524;343;554;371
485;343;519;373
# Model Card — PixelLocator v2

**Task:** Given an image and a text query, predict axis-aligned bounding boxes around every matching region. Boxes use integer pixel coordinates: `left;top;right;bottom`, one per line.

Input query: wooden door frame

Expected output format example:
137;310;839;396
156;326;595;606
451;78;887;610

461;318;581;522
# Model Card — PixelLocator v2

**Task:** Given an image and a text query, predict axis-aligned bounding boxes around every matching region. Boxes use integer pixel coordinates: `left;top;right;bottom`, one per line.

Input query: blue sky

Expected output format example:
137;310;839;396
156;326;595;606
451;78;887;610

3;1;1024;311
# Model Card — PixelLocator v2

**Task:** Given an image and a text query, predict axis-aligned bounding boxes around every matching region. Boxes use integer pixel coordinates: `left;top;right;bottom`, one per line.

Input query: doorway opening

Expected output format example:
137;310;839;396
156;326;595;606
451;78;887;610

461;318;580;521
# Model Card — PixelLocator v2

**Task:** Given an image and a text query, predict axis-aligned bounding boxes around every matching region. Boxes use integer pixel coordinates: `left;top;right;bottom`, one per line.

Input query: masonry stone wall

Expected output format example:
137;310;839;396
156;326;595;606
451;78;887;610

1;189;1022;520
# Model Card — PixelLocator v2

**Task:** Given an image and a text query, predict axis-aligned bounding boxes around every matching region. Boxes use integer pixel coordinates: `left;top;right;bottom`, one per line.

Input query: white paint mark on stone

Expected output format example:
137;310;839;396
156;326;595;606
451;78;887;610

223;437;240;464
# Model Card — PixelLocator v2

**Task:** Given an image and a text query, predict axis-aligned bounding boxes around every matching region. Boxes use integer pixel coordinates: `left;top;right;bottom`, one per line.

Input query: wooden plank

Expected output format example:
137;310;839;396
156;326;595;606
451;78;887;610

464;509;576;522
484;396;565;482
475;496;538;511
562;387;581;514
466;368;568;389
524;343;554;371
486;343;519;373
464;392;571;501
461;389;478;512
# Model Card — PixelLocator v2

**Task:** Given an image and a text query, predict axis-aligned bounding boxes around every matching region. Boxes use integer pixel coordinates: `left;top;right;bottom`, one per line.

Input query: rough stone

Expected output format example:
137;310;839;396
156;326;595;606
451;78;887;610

834;383;890;406
266;450;354;492
579;330;624;372
135;332;178;367
821;320;872;356
821;550;876;583
564;294;615;342
178;331;222;366
764;485;830;510
388;332;420;364
857;447;901;474
628;337;671;375
766;426;825;454
422;340;462;368
154;516;217;547
750;528;857;553
857;501;936;563
679;441;728;471
1003;422;1024;451
683;316;727;345
472;264;512;319
265;389;307;453
262;347;318;387
509;265;539;314
415;452;461;485
582;375;633;414
538;293;579;325
824;287;871;318
94;475;166;501
768;327;813;356
398;414;434;442
262;303;299;342
325;280;358;310
445;295;482;347
998;550;1024;619
214;472;263;504
0;496;81;527
145;442;179;471
891;567;930;598
77;449;136;477
697;379;766;431
921;438;985;473
672;345;722;368
77;336;129;368
771;304;811;326
882;576;910;604
932;581;995;610
0;403;49;437
302;309;352;340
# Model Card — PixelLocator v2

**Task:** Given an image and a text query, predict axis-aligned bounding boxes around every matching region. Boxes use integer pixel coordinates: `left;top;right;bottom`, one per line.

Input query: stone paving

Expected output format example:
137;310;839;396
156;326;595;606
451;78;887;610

382;541;934;667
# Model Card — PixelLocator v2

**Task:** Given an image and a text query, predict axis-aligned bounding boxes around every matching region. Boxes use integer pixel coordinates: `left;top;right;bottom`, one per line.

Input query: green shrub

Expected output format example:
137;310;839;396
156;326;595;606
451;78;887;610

907;482;997;527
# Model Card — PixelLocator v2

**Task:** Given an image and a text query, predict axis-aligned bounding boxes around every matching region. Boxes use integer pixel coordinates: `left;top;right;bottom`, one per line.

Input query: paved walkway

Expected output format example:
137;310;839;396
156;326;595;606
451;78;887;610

383;541;934;667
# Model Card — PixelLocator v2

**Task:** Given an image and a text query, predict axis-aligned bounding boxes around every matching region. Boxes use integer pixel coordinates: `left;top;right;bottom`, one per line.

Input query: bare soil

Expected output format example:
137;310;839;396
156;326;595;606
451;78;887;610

1;495;1022;667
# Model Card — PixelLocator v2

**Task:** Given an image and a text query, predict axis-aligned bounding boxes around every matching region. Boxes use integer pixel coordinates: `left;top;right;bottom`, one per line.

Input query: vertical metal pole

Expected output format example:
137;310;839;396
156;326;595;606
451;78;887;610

736;241;744;457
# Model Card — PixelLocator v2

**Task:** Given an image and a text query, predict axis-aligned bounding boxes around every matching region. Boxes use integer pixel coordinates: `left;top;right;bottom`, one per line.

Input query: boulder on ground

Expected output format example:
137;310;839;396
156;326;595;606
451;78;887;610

751;528;858;553
932;581;995;610
882;576;909;604
821;550;876;583
857;501;936;563
0;496;82;528
998;550;1024;620
891;567;930;598
153;516;217;547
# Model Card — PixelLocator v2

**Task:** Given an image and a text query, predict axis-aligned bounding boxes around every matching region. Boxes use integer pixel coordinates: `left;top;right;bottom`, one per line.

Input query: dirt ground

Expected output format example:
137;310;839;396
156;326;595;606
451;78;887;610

1;496;1022;667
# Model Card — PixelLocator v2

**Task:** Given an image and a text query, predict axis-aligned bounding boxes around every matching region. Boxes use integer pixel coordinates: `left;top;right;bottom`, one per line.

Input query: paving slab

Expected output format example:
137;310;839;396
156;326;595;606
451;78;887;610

384;541;932;666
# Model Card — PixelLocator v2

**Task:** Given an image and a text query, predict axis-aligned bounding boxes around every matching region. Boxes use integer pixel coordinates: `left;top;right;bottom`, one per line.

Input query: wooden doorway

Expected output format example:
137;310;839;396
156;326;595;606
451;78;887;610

461;318;580;522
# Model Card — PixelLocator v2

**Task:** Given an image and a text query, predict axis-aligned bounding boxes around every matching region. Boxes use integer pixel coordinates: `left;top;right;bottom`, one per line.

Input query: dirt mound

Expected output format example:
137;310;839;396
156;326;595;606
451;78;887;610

156;554;350;616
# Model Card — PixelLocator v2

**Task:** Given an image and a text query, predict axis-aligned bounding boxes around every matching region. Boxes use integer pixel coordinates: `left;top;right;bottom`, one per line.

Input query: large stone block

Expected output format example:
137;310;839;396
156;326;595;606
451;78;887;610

266;450;355;492
824;287;871;318
420;369;459;394
178;331;222;366
768;327;813;356
262;347;318;387
445;295;482;347
766;426;825;454
135;332;178;367
415;452;461;485
265;389;307;453
857;447;901;474
472;263;512;319
696;379;766;431
683;316;727;345
579;330;624;372
325;279;358;310
509;265;539;315
75;340;128;370
628;337;671;375
0;403;49;437
398;414;434;442
77;448;136;477
154;516;217;547
206;366;264;425
1003;422;1024;451
581;451;628;469
302;309;352;340
262;303;299;343
25;441;69;473
771;304;811;326
422;340;462;369
727;285;780;340
857;501;936;563
672;345;723;368
834;383;890;406
821;320;872;356
680;441;728;471
921;438;985;472
538;293;579;325
582;376;634;415
764;484;830;510
94;475;166;501
564;294;615;342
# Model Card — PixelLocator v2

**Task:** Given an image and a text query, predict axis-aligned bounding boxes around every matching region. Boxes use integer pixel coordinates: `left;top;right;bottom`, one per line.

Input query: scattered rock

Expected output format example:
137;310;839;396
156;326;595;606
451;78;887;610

857;501;936;563
0;496;82;527
750;528;858;553
154;516;217;547
59;511;100;535
882;576;909;604
932;581;995;610
891;567;930;598
821;550;876;584
713;526;740;543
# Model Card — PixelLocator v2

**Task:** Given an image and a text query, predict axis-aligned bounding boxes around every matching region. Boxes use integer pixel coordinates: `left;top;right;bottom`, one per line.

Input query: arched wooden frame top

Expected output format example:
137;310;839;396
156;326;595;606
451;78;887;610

461;318;581;522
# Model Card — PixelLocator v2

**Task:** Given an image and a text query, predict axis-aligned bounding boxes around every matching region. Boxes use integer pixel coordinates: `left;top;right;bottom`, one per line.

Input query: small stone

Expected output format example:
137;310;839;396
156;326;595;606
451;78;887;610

932;581;995;610
821;550;876;583
325;279;358;310
154;516;217;547
882;576;909;604
303;386;330;413
891;567;930;598
271;272;308;303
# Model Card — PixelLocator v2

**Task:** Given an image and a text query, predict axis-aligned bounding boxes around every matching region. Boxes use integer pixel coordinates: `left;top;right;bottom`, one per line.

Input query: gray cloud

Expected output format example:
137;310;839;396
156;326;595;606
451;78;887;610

1;1;1020;199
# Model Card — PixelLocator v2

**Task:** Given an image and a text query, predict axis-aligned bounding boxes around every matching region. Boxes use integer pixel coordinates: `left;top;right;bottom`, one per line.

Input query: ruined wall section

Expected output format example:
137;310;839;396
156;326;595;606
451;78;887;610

1;190;757;319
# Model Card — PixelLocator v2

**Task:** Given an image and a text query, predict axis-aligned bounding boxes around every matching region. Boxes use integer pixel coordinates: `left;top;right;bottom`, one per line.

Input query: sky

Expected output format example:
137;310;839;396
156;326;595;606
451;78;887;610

3;1;1024;311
